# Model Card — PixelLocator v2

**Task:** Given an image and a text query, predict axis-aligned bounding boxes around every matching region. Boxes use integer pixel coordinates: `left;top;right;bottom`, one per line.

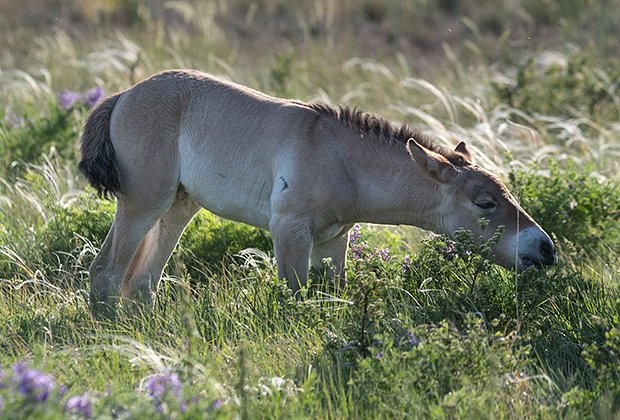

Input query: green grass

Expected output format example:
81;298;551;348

1;0;619;418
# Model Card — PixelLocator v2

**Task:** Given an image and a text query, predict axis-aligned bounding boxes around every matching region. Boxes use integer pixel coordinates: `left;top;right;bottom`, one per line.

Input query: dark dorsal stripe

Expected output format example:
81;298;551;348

307;103;470;167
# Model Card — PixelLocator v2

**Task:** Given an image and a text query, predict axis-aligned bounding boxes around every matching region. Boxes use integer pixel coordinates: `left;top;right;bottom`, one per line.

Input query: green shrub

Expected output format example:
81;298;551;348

40;196;115;256
0;105;84;179
583;317;620;413
325;222;619;416
401;221;515;326
169;210;273;281
351;318;536;417
510;161;620;257
0;181;115;283
39;200;273;283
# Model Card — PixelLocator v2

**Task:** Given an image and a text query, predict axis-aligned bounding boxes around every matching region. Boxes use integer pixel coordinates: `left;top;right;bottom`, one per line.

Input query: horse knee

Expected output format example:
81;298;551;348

270;220;313;292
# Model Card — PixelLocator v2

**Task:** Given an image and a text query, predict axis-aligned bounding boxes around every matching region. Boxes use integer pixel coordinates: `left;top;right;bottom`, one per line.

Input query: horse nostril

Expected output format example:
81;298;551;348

539;239;556;264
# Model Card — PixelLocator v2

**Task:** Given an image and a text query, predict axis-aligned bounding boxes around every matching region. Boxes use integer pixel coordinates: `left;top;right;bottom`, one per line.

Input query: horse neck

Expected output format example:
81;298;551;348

341;132;444;231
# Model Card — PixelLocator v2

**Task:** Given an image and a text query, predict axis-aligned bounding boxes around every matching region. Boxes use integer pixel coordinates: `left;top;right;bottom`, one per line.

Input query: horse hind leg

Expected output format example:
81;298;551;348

88;97;187;315
89;196;173;316
120;188;200;304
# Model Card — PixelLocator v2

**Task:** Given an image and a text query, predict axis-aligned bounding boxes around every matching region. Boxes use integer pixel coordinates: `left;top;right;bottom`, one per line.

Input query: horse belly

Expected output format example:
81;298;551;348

179;154;272;229
198;184;271;229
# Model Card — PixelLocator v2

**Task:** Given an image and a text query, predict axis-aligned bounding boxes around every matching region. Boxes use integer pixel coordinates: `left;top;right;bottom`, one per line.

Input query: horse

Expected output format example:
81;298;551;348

78;69;557;313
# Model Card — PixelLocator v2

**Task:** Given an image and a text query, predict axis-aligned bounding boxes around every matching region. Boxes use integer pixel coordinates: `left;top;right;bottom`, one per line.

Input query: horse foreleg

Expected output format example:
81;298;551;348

270;217;313;295
311;231;350;289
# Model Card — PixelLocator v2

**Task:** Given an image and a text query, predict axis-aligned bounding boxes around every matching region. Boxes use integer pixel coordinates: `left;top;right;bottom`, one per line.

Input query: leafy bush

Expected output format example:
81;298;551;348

583;317;620;413
176;211;273;281
0;180;114;282
351;318;537;417
40;196;115;256
510;161;620;256
316;222;615;415
0;106;82;179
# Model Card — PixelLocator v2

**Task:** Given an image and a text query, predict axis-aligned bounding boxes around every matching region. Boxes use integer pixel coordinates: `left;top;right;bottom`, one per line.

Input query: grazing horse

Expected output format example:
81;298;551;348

79;70;556;312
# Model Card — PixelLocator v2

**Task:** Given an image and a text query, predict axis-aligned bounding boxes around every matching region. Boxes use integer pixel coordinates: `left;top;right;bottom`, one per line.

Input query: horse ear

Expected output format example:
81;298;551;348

406;139;456;183
454;141;473;163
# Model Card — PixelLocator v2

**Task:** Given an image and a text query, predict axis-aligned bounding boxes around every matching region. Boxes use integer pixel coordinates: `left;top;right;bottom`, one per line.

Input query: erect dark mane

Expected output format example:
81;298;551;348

306;103;469;166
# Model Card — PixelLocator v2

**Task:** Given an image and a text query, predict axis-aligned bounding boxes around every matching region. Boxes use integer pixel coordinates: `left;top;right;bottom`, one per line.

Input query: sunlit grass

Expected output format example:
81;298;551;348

0;0;619;417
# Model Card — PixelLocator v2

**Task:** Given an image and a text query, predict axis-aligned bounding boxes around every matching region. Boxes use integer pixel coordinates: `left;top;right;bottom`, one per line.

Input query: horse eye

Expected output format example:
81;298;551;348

475;201;496;211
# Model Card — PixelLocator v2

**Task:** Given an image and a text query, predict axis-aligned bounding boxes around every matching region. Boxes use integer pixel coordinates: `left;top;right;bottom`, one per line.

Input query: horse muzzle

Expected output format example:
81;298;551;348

516;228;557;270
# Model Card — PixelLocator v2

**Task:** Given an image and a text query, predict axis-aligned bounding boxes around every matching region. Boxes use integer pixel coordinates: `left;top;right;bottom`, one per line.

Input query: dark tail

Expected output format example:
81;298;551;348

78;94;122;198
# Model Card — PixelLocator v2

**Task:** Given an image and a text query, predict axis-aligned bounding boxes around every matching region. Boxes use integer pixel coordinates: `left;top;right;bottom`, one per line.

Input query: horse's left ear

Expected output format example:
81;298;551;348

454;141;473;163
407;139;457;184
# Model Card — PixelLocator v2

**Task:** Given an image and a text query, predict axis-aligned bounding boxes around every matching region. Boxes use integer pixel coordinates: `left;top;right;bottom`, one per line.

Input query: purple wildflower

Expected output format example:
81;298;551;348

348;225;391;261
402;255;412;273
406;331;420;347
349;224;369;259
439;240;457;259
0;365;5;387
376;352;383;359
349;224;362;242
4;113;25;129
64;392;92;418
0;395;4;412
350;242;369;259
11;362;56;402
143;371;182;400
402;255;411;268
180;396;202;413
376;247;390;261
211;398;224;411
83;87;105;108
58;90;81;111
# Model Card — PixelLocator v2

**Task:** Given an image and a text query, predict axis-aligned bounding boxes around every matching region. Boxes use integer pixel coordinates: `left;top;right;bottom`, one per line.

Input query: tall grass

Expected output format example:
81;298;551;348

1;0;619;417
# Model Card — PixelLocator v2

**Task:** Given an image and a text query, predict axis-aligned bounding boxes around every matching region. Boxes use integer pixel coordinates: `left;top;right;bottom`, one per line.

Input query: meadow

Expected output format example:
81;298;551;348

1;0;619;418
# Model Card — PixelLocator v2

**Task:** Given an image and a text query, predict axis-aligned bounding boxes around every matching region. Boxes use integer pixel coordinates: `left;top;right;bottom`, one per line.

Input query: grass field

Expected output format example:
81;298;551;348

1;0;619;418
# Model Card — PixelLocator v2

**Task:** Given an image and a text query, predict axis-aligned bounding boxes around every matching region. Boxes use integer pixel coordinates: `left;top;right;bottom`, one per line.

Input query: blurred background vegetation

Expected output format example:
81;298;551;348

2;0;619;90
3;0;620;54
